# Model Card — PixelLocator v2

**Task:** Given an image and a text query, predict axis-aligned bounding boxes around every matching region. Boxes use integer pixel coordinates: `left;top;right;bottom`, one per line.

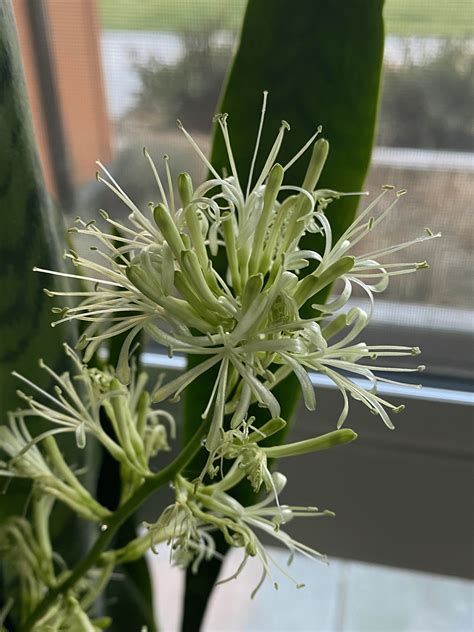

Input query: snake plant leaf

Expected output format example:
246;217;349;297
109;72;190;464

181;0;385;629
0;3;75;425
0;0;77;520
0;2;93;620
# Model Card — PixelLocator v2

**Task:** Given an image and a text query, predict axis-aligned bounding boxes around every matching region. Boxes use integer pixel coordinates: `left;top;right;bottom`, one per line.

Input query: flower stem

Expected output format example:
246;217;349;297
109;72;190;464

22;416;210;630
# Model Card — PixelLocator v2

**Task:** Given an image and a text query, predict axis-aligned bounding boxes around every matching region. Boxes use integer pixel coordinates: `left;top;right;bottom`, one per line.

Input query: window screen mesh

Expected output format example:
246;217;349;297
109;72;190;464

13;0;474;323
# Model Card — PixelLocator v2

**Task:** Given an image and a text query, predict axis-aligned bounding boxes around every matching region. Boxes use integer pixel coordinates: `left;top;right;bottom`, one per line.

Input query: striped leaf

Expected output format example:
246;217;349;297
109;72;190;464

0;3;92;622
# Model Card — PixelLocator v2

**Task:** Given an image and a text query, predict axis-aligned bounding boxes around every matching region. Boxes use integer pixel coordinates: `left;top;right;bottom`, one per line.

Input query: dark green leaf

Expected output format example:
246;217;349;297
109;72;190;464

181;1;385;629
0;3;93;622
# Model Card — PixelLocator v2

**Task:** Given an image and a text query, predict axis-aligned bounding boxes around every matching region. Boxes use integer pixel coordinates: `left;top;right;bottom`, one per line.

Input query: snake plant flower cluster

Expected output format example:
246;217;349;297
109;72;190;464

36;96;438;445
1;344;173;503
146;471;333;597
1;96;439;626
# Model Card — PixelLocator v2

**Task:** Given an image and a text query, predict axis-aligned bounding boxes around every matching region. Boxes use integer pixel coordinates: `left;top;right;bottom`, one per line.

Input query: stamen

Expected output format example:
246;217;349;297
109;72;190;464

215;114;242;194
163;154;175;215
252;120;290;192
177;119;221;180
246;91;268;199
143;147;168;207
33;267;124;288
282;125;322;172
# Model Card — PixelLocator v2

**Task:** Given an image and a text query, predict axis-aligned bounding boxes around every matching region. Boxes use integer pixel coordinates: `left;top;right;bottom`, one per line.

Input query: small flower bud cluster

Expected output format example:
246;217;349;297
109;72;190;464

0;497;113;629
2;344;175;510
146;472;335;596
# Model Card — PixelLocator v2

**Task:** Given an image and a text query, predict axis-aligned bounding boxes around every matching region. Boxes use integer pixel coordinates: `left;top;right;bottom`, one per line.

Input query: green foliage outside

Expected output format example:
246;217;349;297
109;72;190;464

379;41;474;150
131;30;231;134
122;35;473;153
99;0;474;37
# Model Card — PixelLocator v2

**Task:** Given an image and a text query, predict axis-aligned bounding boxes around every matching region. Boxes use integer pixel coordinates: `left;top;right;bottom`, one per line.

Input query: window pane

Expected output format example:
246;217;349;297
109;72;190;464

363;1;474;321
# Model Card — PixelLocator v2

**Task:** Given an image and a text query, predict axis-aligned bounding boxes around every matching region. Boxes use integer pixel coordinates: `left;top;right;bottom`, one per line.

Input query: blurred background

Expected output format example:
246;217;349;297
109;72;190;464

10;0;473;629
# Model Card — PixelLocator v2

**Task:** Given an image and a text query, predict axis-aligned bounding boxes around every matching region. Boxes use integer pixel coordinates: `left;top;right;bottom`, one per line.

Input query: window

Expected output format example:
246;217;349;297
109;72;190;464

12;0;473;582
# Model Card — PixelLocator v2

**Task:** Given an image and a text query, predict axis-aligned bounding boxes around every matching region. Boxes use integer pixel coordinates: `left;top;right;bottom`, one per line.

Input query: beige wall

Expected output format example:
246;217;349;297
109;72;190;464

12;0;111;198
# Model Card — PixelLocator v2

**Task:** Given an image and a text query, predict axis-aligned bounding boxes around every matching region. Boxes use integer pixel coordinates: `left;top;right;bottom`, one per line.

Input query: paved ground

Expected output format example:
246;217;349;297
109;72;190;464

148;544;474;631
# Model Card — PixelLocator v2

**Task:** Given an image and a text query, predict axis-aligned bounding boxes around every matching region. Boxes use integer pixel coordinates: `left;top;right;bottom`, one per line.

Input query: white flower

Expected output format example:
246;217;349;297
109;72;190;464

35;93;438;453
267;307;426;429
8;344;174;481
146;472;332;597
0;417;108;521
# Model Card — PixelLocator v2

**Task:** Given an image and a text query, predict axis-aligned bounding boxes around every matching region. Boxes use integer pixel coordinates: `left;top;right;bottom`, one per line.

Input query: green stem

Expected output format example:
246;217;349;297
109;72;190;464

32;497;55;585
22;416;210;630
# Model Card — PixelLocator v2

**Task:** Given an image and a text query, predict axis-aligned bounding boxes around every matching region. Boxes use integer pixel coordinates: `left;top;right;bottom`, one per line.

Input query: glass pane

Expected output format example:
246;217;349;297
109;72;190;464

8;0;473;613
361;1;474;322
91;0;246;218
13;0;473;338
